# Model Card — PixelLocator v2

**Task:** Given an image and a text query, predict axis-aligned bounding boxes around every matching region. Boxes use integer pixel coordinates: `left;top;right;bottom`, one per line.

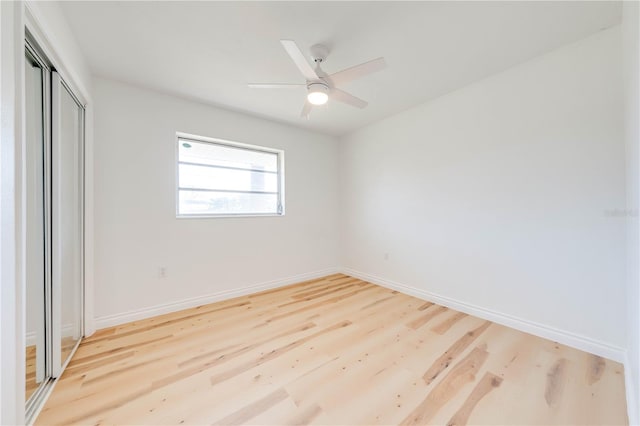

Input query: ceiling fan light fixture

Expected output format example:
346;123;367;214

307;83;329;105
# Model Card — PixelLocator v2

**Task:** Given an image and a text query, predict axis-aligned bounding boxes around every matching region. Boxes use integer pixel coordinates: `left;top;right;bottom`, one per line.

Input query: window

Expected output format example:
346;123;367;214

176;133;284;217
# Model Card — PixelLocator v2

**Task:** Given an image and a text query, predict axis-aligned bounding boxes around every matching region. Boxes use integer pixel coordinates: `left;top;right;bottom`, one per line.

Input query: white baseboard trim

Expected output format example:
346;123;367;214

26;324;77;347
26;331;36;347
342;268;626;363
94;267;341;329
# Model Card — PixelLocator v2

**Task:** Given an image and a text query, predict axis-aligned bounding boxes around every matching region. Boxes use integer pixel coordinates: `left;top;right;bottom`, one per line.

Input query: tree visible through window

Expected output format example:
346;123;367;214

176;134;284;217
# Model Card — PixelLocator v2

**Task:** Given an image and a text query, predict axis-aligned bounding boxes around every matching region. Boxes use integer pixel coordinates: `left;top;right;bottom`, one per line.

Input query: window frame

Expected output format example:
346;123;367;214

175;132;285;218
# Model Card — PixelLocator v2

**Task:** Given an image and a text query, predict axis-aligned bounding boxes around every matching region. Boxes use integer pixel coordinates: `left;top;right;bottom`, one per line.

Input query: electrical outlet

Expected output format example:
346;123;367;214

384;253;389;261
159;267;167;278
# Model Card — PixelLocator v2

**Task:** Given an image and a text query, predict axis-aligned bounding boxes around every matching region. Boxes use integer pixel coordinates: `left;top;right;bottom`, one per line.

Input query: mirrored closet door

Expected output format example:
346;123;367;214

24;37;85;418
24;46;48;405
52;72;85;375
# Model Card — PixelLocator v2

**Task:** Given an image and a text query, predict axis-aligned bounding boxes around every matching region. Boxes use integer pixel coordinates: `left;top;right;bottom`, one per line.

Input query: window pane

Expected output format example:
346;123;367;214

179;190;278;215
179;139;277;172
179;163;277;192
176;135;283;217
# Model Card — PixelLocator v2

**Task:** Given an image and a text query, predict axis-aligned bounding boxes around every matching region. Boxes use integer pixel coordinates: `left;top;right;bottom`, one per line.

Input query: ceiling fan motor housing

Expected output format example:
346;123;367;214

307;82;329;92
310;44;329;63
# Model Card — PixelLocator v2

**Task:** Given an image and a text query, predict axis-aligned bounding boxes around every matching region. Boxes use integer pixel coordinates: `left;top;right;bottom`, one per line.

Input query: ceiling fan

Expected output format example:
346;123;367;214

249;40;386;118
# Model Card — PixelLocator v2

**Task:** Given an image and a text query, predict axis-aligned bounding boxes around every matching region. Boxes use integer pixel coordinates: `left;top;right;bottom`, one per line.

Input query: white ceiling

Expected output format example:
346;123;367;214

59;1;621;136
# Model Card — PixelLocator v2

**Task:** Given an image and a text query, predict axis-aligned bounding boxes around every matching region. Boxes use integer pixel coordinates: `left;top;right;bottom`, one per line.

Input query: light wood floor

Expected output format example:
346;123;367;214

26;345;38;401
36;274;628;425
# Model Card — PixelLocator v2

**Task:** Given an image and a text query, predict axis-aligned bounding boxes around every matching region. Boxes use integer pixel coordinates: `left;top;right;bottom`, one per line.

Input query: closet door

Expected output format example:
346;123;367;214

51;71;84;376
24;50;48;402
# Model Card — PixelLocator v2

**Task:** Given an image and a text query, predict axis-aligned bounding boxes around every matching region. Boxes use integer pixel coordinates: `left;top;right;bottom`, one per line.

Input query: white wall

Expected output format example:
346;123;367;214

1;3;26;423
623;1;640;423
340;27;626;356
92;78;340;324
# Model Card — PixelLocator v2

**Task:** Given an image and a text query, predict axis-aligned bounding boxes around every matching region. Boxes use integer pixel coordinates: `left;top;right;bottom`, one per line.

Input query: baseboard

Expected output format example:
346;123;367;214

25;331;36;347
342;268;626;363
94;267;340;329
26;324;76;346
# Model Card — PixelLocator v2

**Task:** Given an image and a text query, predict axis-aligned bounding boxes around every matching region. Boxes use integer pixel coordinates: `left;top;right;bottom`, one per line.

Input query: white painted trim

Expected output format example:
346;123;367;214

82;106;95;337
50;70;62;378
26;331;36;347
342;268;626;363
94;267;340;329
625;351;639;426
23;3;91;105
0;2;26;424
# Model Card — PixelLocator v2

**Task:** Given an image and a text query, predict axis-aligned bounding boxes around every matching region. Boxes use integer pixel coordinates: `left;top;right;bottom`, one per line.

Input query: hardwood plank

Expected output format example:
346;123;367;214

422;321;492;385
25;345;38;401
212;388;290;425
400;346;490;425
407;305;448;330
587;354;606;385
446;372;503;426
431;311;468;335
545;358;568;407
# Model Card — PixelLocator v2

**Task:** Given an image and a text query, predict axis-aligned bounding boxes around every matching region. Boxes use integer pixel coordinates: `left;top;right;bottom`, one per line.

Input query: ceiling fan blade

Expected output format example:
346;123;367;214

329;57;386;86
331;89;368;109
301;101;313;118
248;83;305;89
280;40;318;82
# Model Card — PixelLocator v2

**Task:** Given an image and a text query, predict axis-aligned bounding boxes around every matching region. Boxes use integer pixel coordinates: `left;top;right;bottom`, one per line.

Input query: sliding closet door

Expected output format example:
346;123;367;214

24;50;48;401
51;71;84;376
